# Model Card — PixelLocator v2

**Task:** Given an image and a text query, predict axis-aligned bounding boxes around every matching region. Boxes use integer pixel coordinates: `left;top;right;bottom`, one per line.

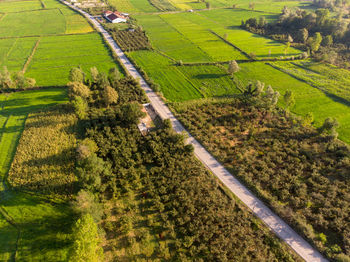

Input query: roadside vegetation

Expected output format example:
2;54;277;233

173;86;350;261
67;66;301;261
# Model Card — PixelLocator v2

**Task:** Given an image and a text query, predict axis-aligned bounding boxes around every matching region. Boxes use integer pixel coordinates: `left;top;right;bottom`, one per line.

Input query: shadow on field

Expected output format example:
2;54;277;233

0;193;74;259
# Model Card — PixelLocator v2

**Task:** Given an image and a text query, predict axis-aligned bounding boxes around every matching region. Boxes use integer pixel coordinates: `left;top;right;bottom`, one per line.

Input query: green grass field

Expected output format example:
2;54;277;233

0;0;121;87
0;0;43;12
129;50;240;101
0;88;73;261
25;33;121;86
0;9;66;37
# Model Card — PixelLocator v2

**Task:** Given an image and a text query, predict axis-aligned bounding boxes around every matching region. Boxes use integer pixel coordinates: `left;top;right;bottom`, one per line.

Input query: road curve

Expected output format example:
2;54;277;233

62;2;327;261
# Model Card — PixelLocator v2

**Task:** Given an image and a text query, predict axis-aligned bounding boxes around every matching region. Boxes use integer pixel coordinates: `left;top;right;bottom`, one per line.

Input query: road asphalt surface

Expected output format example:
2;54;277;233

62;2;328;261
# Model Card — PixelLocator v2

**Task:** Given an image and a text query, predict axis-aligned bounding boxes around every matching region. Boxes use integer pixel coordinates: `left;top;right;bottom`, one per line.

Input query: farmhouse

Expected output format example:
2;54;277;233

103;11;128;23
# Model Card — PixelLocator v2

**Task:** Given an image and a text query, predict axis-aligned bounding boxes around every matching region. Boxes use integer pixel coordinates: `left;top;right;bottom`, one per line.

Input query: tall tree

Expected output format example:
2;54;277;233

69;214;103;262
102;86;118;107
69;67;85;83
227;60;240;76
283;90;295;109
90;67;99;83
0;66;13;89
68;82;91;100
308;32;323;52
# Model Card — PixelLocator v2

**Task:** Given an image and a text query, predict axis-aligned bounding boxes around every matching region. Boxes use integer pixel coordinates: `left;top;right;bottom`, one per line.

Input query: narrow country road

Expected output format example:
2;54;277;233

62;2;327;261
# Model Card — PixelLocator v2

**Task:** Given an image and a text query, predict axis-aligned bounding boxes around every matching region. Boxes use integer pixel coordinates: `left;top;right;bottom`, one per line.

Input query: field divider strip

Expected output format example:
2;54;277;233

0;13;6;22
4;38;18;61
209;30;252;59
22;38;41;73
40;0;46;8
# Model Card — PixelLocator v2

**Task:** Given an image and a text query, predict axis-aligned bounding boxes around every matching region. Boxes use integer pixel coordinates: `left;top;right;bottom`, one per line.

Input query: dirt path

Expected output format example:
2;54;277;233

62;2;328;261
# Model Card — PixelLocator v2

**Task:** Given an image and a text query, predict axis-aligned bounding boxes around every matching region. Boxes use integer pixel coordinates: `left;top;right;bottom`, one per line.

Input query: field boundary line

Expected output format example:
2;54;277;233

209;30;252;59
0;13;6;22
5;38;18;61
40;0;46;8
22;38;41;73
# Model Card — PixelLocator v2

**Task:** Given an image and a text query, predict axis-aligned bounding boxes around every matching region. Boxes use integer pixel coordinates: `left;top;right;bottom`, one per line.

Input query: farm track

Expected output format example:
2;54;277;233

63;1;328;261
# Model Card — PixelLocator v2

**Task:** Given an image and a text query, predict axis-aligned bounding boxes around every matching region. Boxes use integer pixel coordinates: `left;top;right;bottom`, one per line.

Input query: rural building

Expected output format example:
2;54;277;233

103;11;128;23
137;103;158;135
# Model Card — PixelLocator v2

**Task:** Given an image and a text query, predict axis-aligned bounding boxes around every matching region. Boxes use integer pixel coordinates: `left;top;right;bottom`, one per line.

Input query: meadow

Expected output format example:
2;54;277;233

131;7;350;143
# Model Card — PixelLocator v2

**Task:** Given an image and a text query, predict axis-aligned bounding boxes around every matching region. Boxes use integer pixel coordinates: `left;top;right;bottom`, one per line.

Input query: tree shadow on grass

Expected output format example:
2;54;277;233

0;193;74;260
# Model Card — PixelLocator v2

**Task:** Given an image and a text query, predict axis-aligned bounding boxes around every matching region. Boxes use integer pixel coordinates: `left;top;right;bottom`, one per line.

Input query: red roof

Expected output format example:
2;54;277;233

104;10;128;20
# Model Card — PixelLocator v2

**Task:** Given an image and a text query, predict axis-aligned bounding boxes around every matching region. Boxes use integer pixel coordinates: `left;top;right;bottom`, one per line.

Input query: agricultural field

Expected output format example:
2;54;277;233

129;50;240;101
0;0;121;87
25;33;121;86
130;6;350;143
8;105;78;198
0;88;73;261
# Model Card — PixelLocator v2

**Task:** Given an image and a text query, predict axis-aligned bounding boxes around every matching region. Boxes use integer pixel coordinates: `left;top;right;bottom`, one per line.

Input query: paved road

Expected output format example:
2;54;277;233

62;2;328;261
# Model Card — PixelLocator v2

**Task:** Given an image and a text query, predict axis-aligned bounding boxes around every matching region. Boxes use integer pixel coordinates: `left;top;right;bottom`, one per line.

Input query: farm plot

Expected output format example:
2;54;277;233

129;50;240;100
270;60;350;103
129;50;203;101
160;13;248;61
149;0;178;11
108;0;159;13
0;9;66;37
0;89;67;181
135;14;212;62
0;191;74;261
233;62;350;143
177;65;240;97
0;37;39;72
60;8;93;34
25;33;122;86
0;0;42;12
180;11;302;59
0;89;74;261
8;105;77;199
